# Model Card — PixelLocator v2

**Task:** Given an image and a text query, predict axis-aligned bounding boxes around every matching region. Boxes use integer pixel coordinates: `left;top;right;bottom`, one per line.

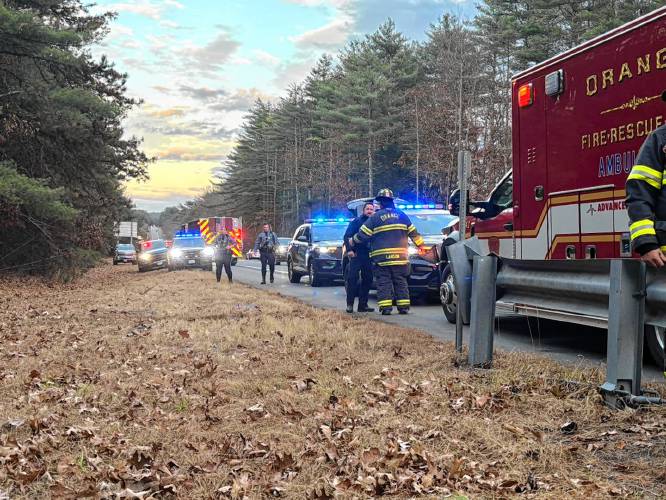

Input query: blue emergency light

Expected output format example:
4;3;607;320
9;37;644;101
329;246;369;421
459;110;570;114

397;203;445;210
175;230;202;238
306;217;352;223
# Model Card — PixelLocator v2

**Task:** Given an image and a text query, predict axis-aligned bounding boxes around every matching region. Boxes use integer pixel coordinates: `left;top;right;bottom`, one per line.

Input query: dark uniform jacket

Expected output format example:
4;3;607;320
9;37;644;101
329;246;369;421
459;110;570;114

254;231;278;252
214;234;233;259
344;215;370;260
626;125;666;255
353;207;424;266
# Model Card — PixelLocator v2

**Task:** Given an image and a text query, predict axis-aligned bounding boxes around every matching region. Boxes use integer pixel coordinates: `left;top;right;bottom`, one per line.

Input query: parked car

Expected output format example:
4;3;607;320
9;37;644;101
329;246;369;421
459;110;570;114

113;243;136;265
137;239;168;272
287;219;348;287
246;249;260;260
275;237;291;264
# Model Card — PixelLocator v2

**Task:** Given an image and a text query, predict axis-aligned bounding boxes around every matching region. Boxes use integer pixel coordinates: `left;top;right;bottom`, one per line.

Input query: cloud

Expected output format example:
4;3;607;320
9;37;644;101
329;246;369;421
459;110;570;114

353;0;475;40
289;17;353;48
104;0;184;20
174;85;270;112
273;55;320;89
209;88;271;112
148;123;238;141
178;31;241;74
178;85;228;101
283;0;353;7
253;49;281;66
156;147;226;162
144;107;188;118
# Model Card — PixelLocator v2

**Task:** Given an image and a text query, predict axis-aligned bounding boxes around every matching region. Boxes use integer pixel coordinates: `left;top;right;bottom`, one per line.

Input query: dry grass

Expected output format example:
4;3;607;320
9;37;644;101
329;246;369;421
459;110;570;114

0;262;665;499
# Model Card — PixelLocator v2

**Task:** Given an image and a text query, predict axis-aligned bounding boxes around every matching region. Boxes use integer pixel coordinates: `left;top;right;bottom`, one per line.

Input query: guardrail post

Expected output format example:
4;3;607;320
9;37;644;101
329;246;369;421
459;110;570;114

600;259;646;407
448;238;482;352
468;255;497;367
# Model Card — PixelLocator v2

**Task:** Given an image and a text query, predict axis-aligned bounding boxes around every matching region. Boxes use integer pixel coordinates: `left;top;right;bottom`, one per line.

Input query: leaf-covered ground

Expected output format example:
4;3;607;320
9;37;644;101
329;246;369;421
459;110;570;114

0;263;665;499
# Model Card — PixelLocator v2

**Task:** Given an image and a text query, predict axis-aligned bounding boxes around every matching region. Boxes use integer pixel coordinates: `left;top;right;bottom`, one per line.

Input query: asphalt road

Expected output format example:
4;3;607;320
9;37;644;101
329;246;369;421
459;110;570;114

229;259;664;382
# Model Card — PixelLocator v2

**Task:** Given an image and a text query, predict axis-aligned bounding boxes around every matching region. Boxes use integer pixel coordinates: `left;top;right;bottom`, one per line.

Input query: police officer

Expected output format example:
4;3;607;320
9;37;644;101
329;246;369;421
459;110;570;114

352;188;424;315
343;202;376;313
254;223;278;284
626;119;666;268
214;228;233;283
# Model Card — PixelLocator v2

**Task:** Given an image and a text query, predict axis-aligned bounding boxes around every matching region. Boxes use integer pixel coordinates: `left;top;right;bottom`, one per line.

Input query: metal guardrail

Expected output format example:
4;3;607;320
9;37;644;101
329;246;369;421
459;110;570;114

448;238;665;408
493;257;666;330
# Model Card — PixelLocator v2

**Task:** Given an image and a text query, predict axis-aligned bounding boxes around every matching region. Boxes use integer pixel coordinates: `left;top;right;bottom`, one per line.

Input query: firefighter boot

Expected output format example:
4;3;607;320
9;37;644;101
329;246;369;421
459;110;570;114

398;308;409;315
346;304;354;314
381;308;392;316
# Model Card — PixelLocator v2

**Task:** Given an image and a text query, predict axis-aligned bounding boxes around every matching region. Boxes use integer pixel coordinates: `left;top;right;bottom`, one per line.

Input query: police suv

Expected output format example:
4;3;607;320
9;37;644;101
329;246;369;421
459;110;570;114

167;231;215;271
287;218;349;286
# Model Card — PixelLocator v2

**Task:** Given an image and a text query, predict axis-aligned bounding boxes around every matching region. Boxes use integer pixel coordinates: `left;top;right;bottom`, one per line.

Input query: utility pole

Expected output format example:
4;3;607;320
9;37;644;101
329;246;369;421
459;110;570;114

455;150;471;353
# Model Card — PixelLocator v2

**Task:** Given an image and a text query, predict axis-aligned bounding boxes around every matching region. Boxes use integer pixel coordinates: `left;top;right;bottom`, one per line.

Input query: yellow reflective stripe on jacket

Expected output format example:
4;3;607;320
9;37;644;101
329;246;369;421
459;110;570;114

407;224;416;234
661;246;666;253
628;165;663;190
360;224;373;235
378;259;409;266
373;223;408;234
377;299;393;307
412;235;424;246
369;247;407;257
629;219;656;240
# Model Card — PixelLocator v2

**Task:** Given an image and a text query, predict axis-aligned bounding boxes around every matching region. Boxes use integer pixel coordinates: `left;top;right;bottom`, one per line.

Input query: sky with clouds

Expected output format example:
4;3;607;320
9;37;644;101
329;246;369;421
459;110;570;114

92;0;476;212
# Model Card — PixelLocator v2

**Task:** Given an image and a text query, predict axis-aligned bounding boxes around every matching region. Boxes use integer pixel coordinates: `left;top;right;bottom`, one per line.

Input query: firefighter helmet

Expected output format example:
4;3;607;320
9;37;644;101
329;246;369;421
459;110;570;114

376;188;394;200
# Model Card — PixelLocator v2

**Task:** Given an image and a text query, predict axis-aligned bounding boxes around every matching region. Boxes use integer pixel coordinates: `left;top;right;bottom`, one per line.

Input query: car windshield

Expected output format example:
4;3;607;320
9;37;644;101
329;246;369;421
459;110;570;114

116;244;134;251
406;212;457;236
172;237;205;248
312;224;346;242
146;240;166;250
278;238;291;245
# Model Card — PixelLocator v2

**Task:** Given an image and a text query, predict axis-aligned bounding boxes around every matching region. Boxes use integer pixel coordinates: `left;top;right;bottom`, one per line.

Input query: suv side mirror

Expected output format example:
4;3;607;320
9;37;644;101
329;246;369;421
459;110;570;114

297;235;307;242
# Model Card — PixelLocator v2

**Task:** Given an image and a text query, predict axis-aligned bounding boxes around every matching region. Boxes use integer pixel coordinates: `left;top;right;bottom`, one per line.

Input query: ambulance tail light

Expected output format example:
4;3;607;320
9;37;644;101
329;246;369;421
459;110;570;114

518;83;534;108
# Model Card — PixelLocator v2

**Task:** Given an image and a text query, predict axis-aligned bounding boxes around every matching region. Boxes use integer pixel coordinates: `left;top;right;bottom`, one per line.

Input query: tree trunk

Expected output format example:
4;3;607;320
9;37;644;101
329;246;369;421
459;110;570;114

414;94;420;203
367;139;373;197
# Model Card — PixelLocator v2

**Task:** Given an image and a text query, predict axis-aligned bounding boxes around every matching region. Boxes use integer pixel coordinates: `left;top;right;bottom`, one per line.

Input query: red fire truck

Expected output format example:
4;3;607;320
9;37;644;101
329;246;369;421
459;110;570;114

446;7;666;364
180;217;243;261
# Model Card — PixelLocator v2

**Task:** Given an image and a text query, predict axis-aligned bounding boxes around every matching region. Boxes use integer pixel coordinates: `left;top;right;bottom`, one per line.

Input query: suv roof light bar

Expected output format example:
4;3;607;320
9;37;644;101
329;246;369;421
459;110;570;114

305;217;353;223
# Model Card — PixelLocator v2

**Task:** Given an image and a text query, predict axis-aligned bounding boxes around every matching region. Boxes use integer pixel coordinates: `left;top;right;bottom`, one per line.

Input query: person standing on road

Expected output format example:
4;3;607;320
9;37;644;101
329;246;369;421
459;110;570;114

254;223;278;284
214;228;233;283
343;202;376;314
351;188;424;315
626;119;666;268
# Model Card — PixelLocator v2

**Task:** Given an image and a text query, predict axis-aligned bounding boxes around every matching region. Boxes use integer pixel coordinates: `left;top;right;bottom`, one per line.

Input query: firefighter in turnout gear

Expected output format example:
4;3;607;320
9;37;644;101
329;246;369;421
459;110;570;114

214;228;234;283
352;188;424;315
626;120;666;268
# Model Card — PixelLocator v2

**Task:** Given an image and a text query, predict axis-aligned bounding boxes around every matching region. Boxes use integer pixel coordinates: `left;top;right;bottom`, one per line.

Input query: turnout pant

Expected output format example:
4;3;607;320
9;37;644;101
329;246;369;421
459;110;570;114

346;256;373;307
260;251;275;281
215;256;232;282
374;263;410;311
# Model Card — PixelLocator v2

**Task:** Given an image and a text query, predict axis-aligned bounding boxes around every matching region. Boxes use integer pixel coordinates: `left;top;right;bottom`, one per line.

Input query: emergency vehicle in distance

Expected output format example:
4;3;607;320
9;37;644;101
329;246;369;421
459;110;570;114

445;6;666;365
180;217;243;265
